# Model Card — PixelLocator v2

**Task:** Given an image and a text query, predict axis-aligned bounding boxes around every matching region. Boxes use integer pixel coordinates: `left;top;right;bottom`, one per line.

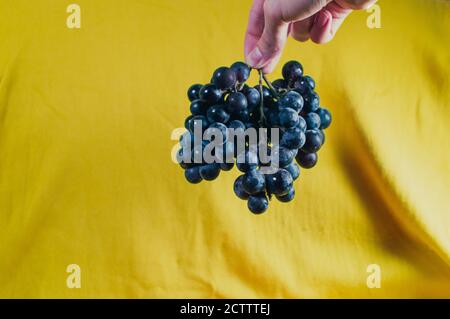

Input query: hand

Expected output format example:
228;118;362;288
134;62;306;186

244;0;377;73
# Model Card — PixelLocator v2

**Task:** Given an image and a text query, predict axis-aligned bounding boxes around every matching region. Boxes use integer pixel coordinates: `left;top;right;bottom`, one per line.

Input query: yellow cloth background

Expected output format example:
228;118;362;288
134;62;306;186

0;0;449;298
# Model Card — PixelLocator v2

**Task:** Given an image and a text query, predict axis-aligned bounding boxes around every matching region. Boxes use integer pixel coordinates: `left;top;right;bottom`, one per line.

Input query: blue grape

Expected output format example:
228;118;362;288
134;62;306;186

279;91;303;112
212;66;237;90
200;84;221;104
190;99;208;116
302;129;323;153
236;150;258;172
242;169;266;195
226;92;248;113
244;87;260;112
189;115;209;133
303;90;320;112
187;84;202;102
230;62;250;83
279;108;299;128
228;120;246;131
185;166;202;184
296;151;318;168
305;112;321;129
281;127;306;149
266;169;293;196
282;61;303;82
247;194;269;214
199;163;220;181
234;175;249;200
276;186;295;202
316;107;332;129
207;104;230;123
285;162;300;180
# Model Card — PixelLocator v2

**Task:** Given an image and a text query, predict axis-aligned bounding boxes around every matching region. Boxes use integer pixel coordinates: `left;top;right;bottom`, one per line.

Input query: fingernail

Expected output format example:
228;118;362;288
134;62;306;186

317;11;330;27
246;47;263;68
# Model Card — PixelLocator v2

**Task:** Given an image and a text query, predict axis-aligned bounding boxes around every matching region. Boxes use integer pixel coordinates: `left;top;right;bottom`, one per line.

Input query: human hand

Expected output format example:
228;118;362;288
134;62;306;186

244;0;377;73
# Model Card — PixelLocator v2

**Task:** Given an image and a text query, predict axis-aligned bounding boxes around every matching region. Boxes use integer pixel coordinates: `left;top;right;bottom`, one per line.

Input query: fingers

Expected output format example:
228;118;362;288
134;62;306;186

291;2;352;45
246;0;290;73
310;2;352;44
244;0;265;57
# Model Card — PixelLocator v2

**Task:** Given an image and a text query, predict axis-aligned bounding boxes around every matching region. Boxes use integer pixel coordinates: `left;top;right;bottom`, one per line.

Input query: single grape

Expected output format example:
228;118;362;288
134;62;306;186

242;169;266;195
266;168;293;196
207;104;230;123
284;162;300;180
212;66;237;90
226;92;248;113
267;110;280;127
187;84;202;102
199;84;222;104
295;151;318;169
279;108;299;128
185;166;202;184
305;112;321;130
316;107;332;129
247;193;269;214
279;91;303;112
297;115;307;132
282;61;303;82
303;90;320;112
303;75;315;90
190;99;209;116
276;186;295;202
281;127;306;149
302;129;323;153
199;163;221;181
244;87;261;112
230;62;250;83
234;175;250;200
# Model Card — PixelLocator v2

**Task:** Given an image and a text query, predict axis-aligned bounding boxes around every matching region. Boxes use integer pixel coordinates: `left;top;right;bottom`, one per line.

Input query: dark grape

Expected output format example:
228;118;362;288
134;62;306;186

279;108;299;128
242;169;266;195
279;91;303;112
220;162;234;171
305;112;321;129
302;129;323;153
244;87;261;112
199;84;221;104
303;76;315;90
234;175;249;200
247;194;269;214
303;90;320;112
187;84;202;101
272;79;287;89
226;92;248;113
316;107;332;129
189;115;209;133
296;151;318;169
236;150;258;172
212;66;237;90
281;127;306;149
207;104;230;123
199;163;221;181
266;169;293;196
282;61;303;82
230;62;250;83
276;186;295;202
228;120;246;131
285;162;300;180
185;166;202;184
190;99;209;115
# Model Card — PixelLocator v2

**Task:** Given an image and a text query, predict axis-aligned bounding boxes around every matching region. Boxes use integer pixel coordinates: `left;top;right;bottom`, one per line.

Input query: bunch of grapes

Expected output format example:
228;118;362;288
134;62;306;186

177;61;332;214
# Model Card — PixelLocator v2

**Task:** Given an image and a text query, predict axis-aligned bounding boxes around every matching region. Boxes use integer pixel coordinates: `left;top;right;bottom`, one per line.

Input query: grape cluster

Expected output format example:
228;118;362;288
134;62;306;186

177;61;332;214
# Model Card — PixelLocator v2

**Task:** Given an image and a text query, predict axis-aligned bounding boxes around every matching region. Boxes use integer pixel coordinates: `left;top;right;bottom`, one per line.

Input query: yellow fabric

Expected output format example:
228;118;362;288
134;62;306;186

0;0;449;298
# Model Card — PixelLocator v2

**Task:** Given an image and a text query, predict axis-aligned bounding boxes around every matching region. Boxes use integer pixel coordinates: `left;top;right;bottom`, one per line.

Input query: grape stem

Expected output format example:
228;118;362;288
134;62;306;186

258;69;266;126
262;73;279;99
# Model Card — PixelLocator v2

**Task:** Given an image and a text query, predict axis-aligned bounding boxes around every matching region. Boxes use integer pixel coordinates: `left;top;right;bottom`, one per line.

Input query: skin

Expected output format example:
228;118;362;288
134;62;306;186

244;0;377;73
